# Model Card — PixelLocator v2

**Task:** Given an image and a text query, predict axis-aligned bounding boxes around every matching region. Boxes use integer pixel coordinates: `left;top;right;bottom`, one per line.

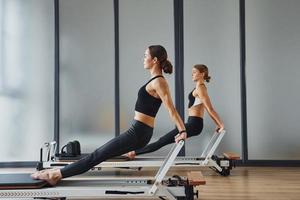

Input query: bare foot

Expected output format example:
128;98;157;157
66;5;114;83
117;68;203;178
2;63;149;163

126;151;136;160
31;169;62;186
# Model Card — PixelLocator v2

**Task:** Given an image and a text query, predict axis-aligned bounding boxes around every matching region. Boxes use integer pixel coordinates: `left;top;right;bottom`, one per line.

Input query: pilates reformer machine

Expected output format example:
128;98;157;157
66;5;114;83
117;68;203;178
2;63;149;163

0;140;206;200
39;130;239;176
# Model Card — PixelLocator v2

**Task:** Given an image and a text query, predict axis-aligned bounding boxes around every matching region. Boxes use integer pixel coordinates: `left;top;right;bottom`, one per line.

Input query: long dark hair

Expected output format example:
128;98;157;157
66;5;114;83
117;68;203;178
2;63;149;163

148;45;173;74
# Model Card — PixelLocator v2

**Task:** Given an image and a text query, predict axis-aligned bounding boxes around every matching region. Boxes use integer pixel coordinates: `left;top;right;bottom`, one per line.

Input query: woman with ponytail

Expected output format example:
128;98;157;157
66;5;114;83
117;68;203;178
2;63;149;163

31;45;186;185
126;64;224;159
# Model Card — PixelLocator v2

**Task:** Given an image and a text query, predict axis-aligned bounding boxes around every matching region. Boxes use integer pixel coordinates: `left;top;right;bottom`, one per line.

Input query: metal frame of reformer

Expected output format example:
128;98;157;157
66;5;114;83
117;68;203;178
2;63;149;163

0;140;198;200
42;130;233;175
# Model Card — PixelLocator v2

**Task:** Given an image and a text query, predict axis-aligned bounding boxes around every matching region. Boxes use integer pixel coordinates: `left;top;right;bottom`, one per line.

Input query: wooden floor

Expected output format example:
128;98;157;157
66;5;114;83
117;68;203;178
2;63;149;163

1;167;300;200
196;167;300;200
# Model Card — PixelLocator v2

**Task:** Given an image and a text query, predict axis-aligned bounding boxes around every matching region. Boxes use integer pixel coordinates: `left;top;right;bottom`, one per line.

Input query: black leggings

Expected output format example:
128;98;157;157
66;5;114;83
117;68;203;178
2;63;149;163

135;116;203;155
60;120;153;178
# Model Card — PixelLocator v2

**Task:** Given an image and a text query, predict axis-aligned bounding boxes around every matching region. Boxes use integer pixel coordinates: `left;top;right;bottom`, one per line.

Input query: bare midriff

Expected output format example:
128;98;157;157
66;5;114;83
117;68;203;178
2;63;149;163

134;111;155;128
188;104;204;118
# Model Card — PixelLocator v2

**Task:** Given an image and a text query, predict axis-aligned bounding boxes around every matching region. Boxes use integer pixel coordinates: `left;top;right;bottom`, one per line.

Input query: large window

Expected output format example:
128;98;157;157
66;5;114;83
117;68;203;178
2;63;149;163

59;0;115;153
2;0;299;163
184;0;241;156
0;0;54;161
246;0;300;159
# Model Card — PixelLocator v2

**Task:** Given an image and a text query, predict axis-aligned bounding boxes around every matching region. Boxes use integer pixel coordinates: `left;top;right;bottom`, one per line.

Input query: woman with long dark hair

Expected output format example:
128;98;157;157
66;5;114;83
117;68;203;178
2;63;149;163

31;45;187;185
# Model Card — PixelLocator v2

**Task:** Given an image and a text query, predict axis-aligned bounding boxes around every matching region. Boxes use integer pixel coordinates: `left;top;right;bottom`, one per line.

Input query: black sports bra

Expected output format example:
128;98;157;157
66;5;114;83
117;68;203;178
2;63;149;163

188;88;203;108
134;75;164;117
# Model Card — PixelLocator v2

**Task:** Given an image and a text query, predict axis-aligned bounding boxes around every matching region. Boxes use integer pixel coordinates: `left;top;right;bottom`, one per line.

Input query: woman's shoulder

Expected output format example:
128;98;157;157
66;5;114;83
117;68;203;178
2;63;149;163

150;76;168;89
152;75;166;84
195;84;208;96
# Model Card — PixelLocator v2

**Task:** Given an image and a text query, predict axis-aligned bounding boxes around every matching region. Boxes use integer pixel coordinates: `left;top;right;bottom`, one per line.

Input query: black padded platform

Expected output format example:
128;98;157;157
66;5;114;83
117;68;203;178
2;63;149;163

0;173;47;189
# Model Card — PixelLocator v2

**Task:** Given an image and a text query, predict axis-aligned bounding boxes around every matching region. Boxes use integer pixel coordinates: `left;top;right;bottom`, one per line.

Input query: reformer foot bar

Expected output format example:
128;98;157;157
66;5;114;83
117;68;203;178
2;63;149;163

40;130;239;176
0;140;205;200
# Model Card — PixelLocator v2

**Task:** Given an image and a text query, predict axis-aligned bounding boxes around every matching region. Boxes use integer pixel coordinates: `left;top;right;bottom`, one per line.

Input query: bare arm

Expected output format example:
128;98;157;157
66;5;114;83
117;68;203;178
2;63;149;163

152;78;187;141
196;86;224;131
